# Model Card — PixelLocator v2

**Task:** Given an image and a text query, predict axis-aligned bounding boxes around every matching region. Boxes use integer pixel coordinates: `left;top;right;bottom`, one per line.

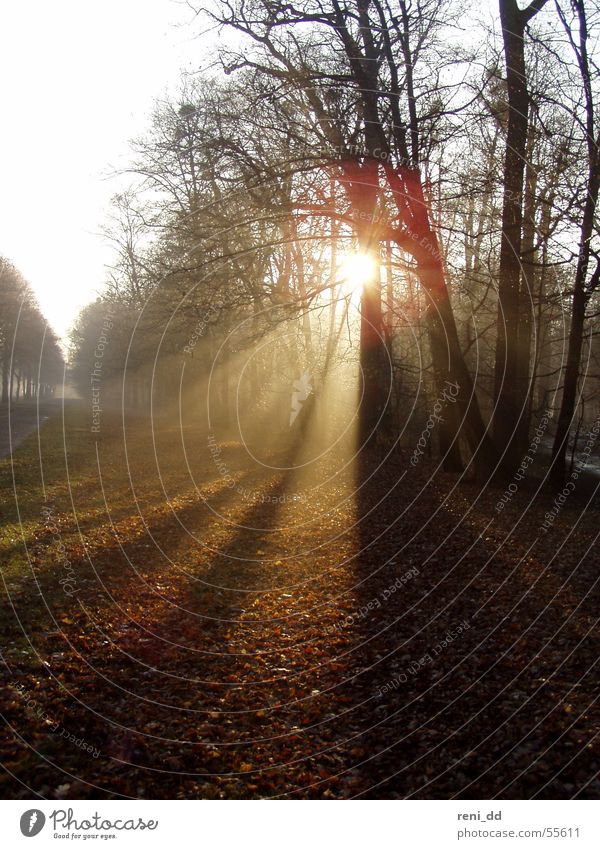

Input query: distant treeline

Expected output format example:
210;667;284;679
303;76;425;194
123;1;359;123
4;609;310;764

0;257;64;402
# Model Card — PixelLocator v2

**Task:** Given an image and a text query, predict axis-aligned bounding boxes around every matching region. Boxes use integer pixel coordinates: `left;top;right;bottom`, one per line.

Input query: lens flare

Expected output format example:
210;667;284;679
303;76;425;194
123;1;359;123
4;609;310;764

338;252;376;294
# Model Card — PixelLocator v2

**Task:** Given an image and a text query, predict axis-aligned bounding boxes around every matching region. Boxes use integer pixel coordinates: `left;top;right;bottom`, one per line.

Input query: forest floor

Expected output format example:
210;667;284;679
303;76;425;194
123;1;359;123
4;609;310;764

1;401;600;799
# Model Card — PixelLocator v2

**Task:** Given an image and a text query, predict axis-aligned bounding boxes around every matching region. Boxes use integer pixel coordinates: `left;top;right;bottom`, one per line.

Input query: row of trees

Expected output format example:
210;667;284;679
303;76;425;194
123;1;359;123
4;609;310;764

0;258;64;403
70;0;600;483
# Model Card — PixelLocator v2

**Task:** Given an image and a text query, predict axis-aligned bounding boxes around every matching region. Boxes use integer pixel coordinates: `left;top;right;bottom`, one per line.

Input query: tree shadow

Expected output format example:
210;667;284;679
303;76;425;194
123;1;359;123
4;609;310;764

349;450;600;798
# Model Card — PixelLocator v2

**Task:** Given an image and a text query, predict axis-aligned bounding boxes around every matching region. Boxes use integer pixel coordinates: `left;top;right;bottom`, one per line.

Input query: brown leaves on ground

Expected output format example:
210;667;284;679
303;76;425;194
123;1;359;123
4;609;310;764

1;406;600;799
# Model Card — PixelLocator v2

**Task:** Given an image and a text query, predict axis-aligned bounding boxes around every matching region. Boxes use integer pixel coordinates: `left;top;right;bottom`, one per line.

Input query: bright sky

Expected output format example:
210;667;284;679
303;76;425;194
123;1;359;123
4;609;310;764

0;0;201;342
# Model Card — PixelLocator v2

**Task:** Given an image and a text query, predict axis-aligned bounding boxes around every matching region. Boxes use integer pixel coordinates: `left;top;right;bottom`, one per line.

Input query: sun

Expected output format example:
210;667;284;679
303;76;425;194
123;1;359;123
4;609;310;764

337;252;376;295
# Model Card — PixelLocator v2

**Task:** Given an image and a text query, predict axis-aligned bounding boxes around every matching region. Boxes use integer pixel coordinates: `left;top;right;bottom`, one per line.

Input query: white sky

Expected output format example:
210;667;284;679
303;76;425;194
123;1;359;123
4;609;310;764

0;1;505;347
0;0;201;342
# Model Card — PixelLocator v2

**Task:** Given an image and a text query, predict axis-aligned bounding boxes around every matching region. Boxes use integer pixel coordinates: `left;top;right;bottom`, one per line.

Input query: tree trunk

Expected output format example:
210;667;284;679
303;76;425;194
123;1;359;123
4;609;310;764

551;0;600;484
514;152;538;454
551;162;599;483
340;159;388;449
359;249;385;448
416;241;498;476
493;0;530;472
1;356;8;403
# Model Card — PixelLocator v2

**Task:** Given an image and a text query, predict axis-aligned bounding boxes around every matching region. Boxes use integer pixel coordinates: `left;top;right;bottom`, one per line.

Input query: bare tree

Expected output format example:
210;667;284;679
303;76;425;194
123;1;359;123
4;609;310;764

551;0;600;483
493;0;549;473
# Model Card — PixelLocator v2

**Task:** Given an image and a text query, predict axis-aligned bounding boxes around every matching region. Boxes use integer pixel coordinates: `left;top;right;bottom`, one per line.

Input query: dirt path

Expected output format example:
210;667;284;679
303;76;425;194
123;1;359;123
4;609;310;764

0;400;65;459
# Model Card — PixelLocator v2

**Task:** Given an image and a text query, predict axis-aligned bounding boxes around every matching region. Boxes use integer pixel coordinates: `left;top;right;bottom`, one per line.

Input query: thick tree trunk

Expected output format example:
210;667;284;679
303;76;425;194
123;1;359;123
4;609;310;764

340;160;389;449
551;161;599;483
416;243;498;476
493;0;530;472
358;252;385;448
382;166;466;469
550;0;600;485
387;164;502;472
